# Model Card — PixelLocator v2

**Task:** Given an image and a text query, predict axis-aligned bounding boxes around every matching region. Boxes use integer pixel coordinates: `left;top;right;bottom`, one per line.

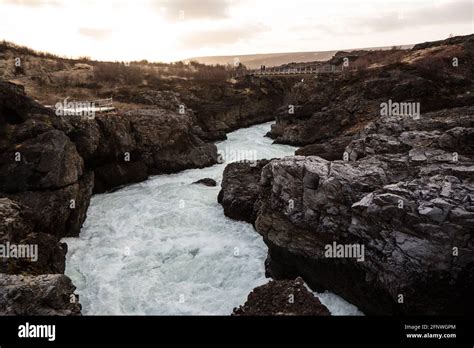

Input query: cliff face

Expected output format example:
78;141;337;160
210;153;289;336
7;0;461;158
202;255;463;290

0;82;93;239
2;33;473;316
255;151;473;315
0;80;220;314
180;77;296;140
0;82;87;314
218;160;270;224
270;34;474;161
221;105;473;315
111;77;296;141
69;108;218;193
220;34;474;315
0;69;285;313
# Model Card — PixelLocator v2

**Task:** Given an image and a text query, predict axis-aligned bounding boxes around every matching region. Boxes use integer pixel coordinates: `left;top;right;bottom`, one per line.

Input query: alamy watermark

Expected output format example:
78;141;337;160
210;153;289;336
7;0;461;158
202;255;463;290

55;98;95;119
0;242;38;262
380;99;420;120
218;147;258;166
324;242;365;262
18;322;55;342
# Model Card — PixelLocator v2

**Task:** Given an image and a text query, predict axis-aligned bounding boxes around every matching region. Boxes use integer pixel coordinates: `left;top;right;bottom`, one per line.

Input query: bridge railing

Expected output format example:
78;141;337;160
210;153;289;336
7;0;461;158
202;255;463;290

95;97;114;110
248;64;355;76
48;97;115;116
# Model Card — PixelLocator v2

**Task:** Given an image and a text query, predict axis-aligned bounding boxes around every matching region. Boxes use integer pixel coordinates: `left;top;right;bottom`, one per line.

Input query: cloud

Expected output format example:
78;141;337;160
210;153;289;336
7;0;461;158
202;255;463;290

288;1;473;39
0;0;61;7
177;23;267;49
151;0;238;20
78;27;113;40
351;1;473;33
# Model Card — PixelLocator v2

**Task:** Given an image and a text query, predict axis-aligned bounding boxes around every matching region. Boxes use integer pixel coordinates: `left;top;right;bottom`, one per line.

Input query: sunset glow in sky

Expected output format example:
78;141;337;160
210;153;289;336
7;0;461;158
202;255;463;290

0;0;472;62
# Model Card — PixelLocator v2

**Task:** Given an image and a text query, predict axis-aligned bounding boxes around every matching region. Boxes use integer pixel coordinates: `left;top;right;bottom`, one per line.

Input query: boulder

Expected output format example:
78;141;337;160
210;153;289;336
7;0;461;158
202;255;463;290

0;198;66;275
0;273;81;315
255;154;474;315
0;129;83;193
233;277;331;316
218;160;269;224
8;171;94;238
193;178;217;187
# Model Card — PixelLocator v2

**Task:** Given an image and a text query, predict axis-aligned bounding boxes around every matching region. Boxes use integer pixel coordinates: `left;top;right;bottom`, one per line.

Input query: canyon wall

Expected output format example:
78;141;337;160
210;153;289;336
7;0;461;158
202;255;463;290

220;34;474;315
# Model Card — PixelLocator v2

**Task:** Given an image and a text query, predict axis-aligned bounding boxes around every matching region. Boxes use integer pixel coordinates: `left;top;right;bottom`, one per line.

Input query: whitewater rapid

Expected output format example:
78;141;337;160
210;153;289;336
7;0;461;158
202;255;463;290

63;122;362;315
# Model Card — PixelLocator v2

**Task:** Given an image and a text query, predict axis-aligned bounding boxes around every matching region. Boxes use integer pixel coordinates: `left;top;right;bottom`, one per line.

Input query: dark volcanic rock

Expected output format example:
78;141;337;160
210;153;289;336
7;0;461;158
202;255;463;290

255;154;474;315
0;81;93;241
0;81;64;129
69;107;219;193
93;161;148;194
0;198;67;275
295;135;353;160
0;80;89;315
0;129;83;193
350;175;474;315
67;116;101;162
218;160;269;224
0;273;81;315
182;77;295;139
8;171;94;238
242;35;474;316
345;106;474;160
268;34;474;150
127;109;218;174
232;277;331;316
193;178;217;187
113;89;184;111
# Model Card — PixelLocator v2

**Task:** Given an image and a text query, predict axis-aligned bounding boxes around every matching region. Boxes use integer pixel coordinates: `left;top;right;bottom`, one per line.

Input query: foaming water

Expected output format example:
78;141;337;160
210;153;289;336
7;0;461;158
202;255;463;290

63;122;362;315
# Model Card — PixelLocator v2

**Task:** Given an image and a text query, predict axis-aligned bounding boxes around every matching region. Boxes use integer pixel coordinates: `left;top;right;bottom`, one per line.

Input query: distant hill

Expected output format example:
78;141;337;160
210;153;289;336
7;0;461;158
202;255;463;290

187;45;414;69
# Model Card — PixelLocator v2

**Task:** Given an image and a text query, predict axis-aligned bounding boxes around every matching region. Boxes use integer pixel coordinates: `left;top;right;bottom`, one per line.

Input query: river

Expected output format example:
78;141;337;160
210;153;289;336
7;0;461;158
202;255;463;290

63;122;362;315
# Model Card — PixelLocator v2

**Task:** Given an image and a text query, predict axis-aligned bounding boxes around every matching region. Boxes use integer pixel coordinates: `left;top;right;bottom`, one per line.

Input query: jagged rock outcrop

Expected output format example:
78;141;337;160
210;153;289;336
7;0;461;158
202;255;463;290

127;108;218;173
9;172;94;238
69;108;218;193
0;79;221;314
110;77;294;142
0;274;81;315
113;89;184;111
232;277;331;316
182;77;295;140
344;106;474;161
0;81;93;238
269;34;474;158
254;152;473;315
295;135;353;160
218;160;270;224
219;35;474;316
0;81;86;314
0;198;67;275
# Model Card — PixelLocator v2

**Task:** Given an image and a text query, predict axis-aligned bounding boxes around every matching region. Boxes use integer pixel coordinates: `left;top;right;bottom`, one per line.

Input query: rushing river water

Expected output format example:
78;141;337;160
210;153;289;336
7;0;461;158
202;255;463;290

63;122;362;315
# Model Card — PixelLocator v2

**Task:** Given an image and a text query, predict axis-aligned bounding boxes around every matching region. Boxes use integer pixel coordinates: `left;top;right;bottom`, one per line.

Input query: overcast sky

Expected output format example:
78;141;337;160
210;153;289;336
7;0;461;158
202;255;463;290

0;0;472;62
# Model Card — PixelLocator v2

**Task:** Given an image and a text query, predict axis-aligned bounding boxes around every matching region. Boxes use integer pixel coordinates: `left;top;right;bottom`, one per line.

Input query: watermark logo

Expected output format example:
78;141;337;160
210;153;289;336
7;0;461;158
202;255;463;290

343;57;349;68
18;322;55;342
324;242;365;262
217;146;257;166
380;99;420;120
288;104;295;114
452;57;458;67
0;242;38;262
55;98;95;119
